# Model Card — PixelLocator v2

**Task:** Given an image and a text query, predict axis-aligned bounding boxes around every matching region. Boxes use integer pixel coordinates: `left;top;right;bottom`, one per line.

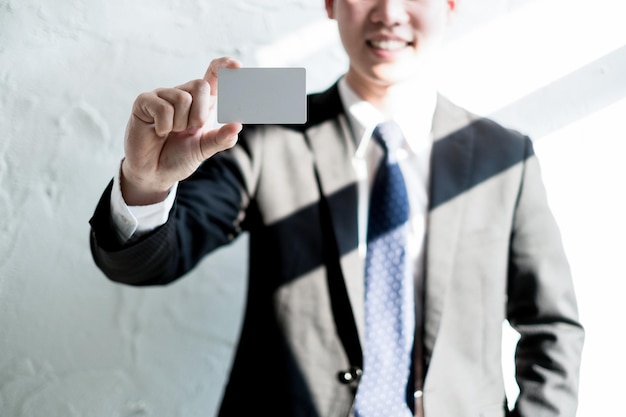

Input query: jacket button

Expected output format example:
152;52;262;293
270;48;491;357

337;367;362;384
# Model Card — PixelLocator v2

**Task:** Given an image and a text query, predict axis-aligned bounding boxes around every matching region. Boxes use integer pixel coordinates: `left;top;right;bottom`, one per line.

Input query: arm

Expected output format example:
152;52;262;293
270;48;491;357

507;138;584;416
89;57;246;285
89;180;182;286
89;147;249;286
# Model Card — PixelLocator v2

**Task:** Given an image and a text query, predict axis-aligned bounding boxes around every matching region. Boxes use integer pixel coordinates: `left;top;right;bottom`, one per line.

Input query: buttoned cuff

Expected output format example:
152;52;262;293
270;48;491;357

110;161;177;243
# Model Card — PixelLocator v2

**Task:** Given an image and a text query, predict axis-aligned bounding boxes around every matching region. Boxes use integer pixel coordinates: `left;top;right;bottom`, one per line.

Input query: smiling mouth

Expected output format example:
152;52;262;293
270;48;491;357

366;39;414;51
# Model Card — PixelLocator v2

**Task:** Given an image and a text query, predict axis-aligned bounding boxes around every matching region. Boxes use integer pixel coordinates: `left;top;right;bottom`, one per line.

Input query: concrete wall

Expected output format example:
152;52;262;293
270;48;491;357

1;0;624;415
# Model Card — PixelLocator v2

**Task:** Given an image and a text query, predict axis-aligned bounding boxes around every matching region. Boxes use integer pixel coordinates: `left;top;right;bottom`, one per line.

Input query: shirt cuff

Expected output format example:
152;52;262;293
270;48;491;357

109;161;178;243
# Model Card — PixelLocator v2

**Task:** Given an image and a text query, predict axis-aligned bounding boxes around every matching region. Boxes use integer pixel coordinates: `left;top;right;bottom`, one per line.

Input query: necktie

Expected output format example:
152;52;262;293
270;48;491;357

355;121;415;417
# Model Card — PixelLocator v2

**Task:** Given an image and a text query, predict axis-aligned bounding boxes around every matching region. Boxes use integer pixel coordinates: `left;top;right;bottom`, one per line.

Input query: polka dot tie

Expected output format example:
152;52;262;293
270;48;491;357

354;121;415;417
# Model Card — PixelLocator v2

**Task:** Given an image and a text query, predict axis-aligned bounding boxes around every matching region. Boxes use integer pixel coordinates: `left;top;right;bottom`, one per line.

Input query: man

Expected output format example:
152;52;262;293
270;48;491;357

89;0;584;416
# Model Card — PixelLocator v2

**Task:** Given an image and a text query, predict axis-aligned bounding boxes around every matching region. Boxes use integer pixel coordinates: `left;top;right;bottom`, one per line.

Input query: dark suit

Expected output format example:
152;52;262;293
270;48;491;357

90;83;583;417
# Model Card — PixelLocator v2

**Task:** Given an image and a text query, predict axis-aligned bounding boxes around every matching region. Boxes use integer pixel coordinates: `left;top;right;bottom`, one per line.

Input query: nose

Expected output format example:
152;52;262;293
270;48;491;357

371;0;410;26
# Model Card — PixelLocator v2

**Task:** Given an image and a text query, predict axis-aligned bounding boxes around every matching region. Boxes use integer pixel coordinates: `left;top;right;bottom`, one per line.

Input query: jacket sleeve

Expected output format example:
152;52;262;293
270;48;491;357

507;138;584;417
89;131;259;286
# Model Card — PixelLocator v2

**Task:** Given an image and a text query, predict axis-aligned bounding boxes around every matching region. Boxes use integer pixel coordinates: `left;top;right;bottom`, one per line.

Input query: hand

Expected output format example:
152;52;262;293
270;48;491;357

120;57;243;206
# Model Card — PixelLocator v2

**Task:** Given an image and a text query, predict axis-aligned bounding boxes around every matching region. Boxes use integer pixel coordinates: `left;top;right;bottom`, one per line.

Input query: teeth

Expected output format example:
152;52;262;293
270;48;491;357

369;40;408;51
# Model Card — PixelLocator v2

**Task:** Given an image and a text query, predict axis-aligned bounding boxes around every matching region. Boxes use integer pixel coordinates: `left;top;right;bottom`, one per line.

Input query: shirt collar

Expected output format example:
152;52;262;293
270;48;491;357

337;76;437;159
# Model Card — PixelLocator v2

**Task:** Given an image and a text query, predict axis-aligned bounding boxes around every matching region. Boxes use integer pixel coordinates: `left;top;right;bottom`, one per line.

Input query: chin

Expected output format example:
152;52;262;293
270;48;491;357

383;54;436;80
370;66;420;86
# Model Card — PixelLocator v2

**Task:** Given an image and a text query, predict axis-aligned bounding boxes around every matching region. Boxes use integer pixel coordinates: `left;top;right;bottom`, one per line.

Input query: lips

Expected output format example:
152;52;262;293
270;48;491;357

366;38;414;51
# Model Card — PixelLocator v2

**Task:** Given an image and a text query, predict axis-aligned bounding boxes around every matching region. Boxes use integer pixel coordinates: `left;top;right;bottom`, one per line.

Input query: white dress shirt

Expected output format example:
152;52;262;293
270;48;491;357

109;168;177;243
337;78;436;332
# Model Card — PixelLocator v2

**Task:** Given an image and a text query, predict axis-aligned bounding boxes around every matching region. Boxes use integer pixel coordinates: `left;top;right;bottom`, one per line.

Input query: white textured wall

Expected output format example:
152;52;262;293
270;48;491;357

0;2;336;416
0;0;624;416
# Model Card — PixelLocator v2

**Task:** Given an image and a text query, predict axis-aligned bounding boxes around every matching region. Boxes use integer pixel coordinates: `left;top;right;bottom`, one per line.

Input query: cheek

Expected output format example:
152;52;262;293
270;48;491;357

336;14;365;42
336;1;369;24
409;2;449;33
424;7;449;33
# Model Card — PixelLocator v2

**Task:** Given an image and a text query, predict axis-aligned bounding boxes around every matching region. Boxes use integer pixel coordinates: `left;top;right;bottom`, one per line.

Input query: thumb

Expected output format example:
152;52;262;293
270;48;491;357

204;57;242;98
199;122;242;160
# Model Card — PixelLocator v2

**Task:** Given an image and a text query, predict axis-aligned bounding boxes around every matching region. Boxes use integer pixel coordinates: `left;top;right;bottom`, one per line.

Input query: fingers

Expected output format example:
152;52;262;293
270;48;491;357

130;56;242;140
132;91;182;137
132;82;211;137
176;79;211;130
204;56;242;97
153;88;192;134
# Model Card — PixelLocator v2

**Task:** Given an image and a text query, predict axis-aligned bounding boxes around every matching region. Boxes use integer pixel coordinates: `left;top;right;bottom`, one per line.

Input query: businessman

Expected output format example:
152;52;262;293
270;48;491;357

89;0;584;416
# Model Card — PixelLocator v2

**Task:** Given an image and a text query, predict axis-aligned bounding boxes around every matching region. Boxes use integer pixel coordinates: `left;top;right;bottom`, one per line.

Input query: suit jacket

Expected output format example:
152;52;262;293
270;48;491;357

90;83;584;417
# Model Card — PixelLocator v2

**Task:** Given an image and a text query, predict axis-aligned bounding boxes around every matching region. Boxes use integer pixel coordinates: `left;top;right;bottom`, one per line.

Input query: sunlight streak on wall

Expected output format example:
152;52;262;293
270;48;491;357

255;18;340;67
437;0;626;116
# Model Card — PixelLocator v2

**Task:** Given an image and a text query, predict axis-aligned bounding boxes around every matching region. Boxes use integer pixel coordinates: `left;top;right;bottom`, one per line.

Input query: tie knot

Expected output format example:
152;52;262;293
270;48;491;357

373;121;404;158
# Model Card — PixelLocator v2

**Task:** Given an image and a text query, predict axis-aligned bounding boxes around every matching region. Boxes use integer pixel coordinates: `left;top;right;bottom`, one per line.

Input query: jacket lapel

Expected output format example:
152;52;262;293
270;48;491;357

304;84;365;357
301;89;477;367
424;96;476;357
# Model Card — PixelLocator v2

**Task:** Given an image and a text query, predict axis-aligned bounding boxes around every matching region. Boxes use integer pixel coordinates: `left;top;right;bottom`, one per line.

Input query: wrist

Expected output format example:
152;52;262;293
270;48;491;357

120;160;172;206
